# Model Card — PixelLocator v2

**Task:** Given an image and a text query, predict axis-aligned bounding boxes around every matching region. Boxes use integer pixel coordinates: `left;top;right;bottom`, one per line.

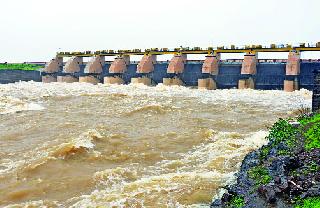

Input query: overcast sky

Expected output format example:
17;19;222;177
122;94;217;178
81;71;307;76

0;0;319;62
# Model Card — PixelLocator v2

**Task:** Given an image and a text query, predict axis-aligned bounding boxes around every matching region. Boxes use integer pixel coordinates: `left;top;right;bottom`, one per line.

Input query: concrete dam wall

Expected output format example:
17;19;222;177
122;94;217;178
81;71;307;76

41;61;320;91
0;70;41;84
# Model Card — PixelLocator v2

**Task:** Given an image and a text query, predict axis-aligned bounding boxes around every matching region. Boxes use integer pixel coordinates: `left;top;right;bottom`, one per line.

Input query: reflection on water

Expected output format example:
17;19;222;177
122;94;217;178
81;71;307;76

0;82;311;207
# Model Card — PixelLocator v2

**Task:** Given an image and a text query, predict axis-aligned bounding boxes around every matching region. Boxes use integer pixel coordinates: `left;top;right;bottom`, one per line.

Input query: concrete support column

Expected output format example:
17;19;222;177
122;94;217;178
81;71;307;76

63;56;83;73
42;75;58;83
167;54;186;74
198;78;216;90
238;54;257;89
131;77;152;85
79;76;101;84
42;57;63;83
198;54;220;89
201;54;220;75
284;51;300;92
132;54;157;86
137;54;156;73
163;77;184;86
104;76;125;85
79;56;105;84
108;56;129;74
164;54;186;86
57;56;83;83
57;75;78;83
44;57;63;73
84;56;105;74
104;56;130;84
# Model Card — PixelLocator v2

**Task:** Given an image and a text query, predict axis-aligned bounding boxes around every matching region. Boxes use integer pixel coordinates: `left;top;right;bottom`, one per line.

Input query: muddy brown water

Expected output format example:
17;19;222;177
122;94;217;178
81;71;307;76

0;82;311;207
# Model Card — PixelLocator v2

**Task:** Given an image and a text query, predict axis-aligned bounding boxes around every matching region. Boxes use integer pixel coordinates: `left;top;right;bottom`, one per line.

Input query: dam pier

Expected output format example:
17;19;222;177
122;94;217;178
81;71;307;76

42;43;320;92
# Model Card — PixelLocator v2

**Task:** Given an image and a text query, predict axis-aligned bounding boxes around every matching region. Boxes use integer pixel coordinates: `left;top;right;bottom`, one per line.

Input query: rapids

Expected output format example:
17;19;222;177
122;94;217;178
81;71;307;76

0;81;311;207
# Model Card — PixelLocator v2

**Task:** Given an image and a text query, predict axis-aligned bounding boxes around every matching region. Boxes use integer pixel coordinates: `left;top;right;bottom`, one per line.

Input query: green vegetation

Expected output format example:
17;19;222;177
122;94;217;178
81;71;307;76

259;145;271;160
299;114;320;151
267;118;298;148
0;63;42;71
308;162;320;173
228;195;245;208
248;166;272;186
295;197;320;208
259;114;320;158
304;122;320;150
298;114;320;125
259;118;298;160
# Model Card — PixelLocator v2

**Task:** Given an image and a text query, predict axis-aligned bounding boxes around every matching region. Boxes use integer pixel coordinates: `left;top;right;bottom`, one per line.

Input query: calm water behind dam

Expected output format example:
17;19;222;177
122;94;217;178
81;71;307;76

0;82;311;207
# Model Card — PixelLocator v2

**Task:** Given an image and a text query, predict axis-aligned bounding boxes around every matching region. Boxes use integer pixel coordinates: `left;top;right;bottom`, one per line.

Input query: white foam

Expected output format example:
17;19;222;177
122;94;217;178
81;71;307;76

0;82;312;114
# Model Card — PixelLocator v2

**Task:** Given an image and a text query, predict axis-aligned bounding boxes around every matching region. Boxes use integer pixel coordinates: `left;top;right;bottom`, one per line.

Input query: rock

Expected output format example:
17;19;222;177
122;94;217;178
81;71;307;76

210;116;320;208
211;199;222;207
258;185;277;204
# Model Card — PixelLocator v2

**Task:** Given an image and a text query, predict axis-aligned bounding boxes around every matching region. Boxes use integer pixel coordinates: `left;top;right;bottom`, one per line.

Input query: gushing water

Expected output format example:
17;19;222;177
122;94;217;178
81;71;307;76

0;82;311;207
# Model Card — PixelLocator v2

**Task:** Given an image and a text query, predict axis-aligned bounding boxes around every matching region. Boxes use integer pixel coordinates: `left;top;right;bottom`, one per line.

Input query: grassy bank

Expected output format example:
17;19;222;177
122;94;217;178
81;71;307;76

212;113;320;208
0;63;43;71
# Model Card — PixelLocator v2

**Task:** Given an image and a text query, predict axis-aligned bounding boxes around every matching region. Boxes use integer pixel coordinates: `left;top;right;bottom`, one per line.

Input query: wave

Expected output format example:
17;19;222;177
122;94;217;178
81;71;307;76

0;82;312;113
0;96;44;114
125;104;173;116
68;130;268;207
0;129;103;175
4;200;61;208
70;170;235;208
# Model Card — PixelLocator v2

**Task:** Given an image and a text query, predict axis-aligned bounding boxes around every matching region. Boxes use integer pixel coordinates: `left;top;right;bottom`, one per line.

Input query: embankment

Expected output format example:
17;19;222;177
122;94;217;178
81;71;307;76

211;114;320;208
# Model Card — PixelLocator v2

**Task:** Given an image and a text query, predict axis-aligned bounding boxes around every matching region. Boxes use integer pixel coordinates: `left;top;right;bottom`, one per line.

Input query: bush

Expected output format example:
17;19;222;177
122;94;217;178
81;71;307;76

298;114;320;151
295;197;320;208
229;195;245;208
248;166;272;186
267;119;298;148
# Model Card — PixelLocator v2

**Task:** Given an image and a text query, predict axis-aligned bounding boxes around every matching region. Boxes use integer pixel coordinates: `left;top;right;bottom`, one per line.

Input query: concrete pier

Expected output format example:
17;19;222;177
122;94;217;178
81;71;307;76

239;54;257;89
79;76;100;84
42;75;57;83
198;78;216;90
43;57;63;73
42;57;63;83
167;54;187;74
79;56;105;84
284;51;300;92
198;54;220;89
109;56;129;74
132;54;157;85
164;54;186;86
63;56;83;73
105;56;130;84
84;56;105;74
131;77;152;85
137;55;156;73
57;56;83;83
104;76;125;85
201;54;220;75
239;77;255;89
57;75;78;83
163;77;184;86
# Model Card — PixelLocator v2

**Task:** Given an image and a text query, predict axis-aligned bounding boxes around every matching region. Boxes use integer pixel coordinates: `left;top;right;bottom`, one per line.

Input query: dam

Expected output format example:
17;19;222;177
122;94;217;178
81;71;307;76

0;44;318;207
42;43;320;92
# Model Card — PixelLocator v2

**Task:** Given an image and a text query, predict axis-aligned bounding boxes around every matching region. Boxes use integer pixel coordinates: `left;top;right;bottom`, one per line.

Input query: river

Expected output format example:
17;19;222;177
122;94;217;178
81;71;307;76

0;82;311;207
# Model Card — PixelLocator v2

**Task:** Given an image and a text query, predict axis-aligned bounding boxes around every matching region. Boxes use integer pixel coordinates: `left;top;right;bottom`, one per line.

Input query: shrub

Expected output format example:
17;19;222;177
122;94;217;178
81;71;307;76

295;197;320;208
248;166;272;186
229;195;245;208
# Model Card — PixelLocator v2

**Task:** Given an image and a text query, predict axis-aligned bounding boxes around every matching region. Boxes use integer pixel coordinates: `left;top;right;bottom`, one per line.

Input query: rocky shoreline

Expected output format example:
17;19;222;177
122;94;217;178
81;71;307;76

211;113;320;208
